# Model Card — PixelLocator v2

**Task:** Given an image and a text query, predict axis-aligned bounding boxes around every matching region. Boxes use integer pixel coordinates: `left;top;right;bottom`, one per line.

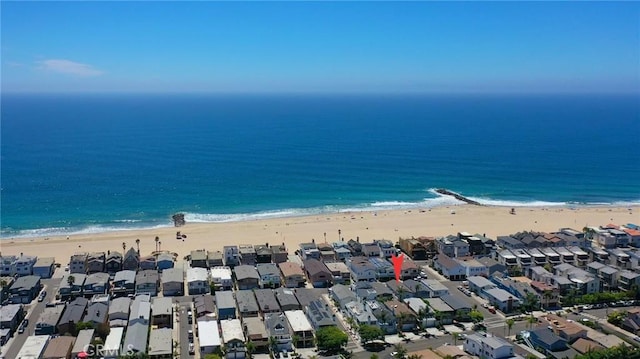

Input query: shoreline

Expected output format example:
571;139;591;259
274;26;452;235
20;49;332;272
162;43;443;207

1;205;637;262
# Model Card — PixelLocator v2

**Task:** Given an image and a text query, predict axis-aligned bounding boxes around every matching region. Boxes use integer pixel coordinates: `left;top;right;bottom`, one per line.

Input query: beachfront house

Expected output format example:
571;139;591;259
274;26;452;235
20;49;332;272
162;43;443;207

33;257;55;279
105;251;123;274
362;243;382;258
70;253;88;274
255;245;272;263
190;250;208;268
207;250;224;267
238;244;257;266
123;248;140;271
223;246;240;267
139;255;156;271
59;273;86;300
299;242;321;260
271;243;289;264
375;239;397;258
156;252;174;272
87;252;106;274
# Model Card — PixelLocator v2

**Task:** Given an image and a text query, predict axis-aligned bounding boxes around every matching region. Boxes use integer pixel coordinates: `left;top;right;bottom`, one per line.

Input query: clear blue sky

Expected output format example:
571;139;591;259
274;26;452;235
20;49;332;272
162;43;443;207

2;1;639;93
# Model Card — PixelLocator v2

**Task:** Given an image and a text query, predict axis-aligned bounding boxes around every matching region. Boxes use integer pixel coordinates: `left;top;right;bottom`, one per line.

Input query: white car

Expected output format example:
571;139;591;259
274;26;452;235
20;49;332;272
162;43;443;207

390;352;398;358
189;343;195;354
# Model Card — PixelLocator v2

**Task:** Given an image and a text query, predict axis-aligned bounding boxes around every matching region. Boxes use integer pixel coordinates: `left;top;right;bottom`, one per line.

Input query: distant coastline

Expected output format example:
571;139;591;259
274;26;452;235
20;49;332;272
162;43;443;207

2;190;639;239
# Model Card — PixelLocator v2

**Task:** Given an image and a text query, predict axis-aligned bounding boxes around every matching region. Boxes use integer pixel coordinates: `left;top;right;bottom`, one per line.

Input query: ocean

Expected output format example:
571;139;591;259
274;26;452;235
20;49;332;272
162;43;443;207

1;93;639;238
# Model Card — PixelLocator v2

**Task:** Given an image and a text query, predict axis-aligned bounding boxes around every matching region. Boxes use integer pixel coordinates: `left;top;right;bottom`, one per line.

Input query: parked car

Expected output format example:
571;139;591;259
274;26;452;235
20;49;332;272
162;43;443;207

18;320;28;334
189;343;195;355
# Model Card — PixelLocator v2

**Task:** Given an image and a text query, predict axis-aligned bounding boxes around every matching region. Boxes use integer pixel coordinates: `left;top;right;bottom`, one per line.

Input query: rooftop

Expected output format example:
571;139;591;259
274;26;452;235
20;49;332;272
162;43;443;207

285;310;314;332
221;318;245;343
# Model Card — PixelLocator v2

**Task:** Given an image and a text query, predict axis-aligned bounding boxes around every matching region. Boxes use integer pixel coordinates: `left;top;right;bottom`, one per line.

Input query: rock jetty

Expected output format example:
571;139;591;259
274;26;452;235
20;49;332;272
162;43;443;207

172;213;186;227
435;188;483;206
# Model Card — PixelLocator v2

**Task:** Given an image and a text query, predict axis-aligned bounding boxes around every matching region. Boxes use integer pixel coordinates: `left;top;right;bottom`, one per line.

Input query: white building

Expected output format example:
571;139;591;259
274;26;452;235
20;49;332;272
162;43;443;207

16;335;49;359
102;327;125;359
198;319;222;354
284;310;315;348
464;333;515;359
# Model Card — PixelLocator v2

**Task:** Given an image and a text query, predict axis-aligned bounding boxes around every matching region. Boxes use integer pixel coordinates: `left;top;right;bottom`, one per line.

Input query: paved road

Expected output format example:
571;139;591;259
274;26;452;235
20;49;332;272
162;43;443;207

174;296;195;358
1;277;61;359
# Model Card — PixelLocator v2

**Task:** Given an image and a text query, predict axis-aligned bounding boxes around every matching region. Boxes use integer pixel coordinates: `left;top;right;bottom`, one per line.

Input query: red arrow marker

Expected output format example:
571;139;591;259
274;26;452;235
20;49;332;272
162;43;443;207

391;252;404;282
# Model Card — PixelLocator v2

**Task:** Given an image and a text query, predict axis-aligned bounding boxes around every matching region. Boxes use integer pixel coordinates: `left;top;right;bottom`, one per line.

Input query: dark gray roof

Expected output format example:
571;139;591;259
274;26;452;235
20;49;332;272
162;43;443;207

37;305;65;328
306;299;335;327
215;291;236;309
236;290;259;313
58;301;86;329
265;312;290;336
114;270;136;284
123;322;149;353
295;288;327;306
439;294;470;311
256;263;280;277
136;269;159;285
109;297;132;316
254;289;280;312
531;327;567;347
10;275;40;291
194;295;216;316
234;265;259;280
85;302;108;323
330;284;356;301
274;287;301;309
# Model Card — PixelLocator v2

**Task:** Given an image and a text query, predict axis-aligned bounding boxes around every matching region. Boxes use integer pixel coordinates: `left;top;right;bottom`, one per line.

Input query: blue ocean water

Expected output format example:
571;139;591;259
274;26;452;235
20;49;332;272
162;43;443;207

1;93;639;238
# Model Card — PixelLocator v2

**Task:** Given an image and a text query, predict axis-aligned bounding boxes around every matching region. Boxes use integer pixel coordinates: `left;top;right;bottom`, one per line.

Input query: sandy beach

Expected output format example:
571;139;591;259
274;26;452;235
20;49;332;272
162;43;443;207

1;205;637;261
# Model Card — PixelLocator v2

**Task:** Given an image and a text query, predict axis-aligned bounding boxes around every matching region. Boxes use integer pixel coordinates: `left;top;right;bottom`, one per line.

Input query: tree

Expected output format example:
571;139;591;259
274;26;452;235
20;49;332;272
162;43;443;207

136;238;140;254
155;236;160;252
122;242;126;253
407;355;423;359
392;344;408;359
452;333;461;346
358;324;385;344
396;312;410;334
506;318;515;337
527;315;537;330
246;341;255;359
203;355;222;359
316;326;348;353
268;336;278;354
96;322;110;340
522;292;540;312
470;309;484;323
67;274;76;287
370;354;379;359
607;311;627;326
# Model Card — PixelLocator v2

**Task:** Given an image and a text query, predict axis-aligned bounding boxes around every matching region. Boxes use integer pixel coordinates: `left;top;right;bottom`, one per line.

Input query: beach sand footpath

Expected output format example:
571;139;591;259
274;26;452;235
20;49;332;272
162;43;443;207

1;205;637;260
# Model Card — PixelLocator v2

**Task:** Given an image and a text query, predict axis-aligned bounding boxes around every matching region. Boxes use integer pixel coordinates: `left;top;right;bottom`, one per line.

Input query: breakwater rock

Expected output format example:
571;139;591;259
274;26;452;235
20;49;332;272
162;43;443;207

435;189;483;206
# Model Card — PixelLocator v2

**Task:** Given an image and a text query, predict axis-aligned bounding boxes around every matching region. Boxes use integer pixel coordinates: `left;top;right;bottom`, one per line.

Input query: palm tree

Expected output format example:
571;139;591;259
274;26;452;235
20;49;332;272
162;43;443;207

506;318;515;337
397;286;407;300
67;274;76;286
527;315;537;330
407;355;423;359
155;236;160;252
452;332;461;346
268;336;277;354
158;241;162;252
135;239;140;254
396;312;409;334
122;242;126;253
